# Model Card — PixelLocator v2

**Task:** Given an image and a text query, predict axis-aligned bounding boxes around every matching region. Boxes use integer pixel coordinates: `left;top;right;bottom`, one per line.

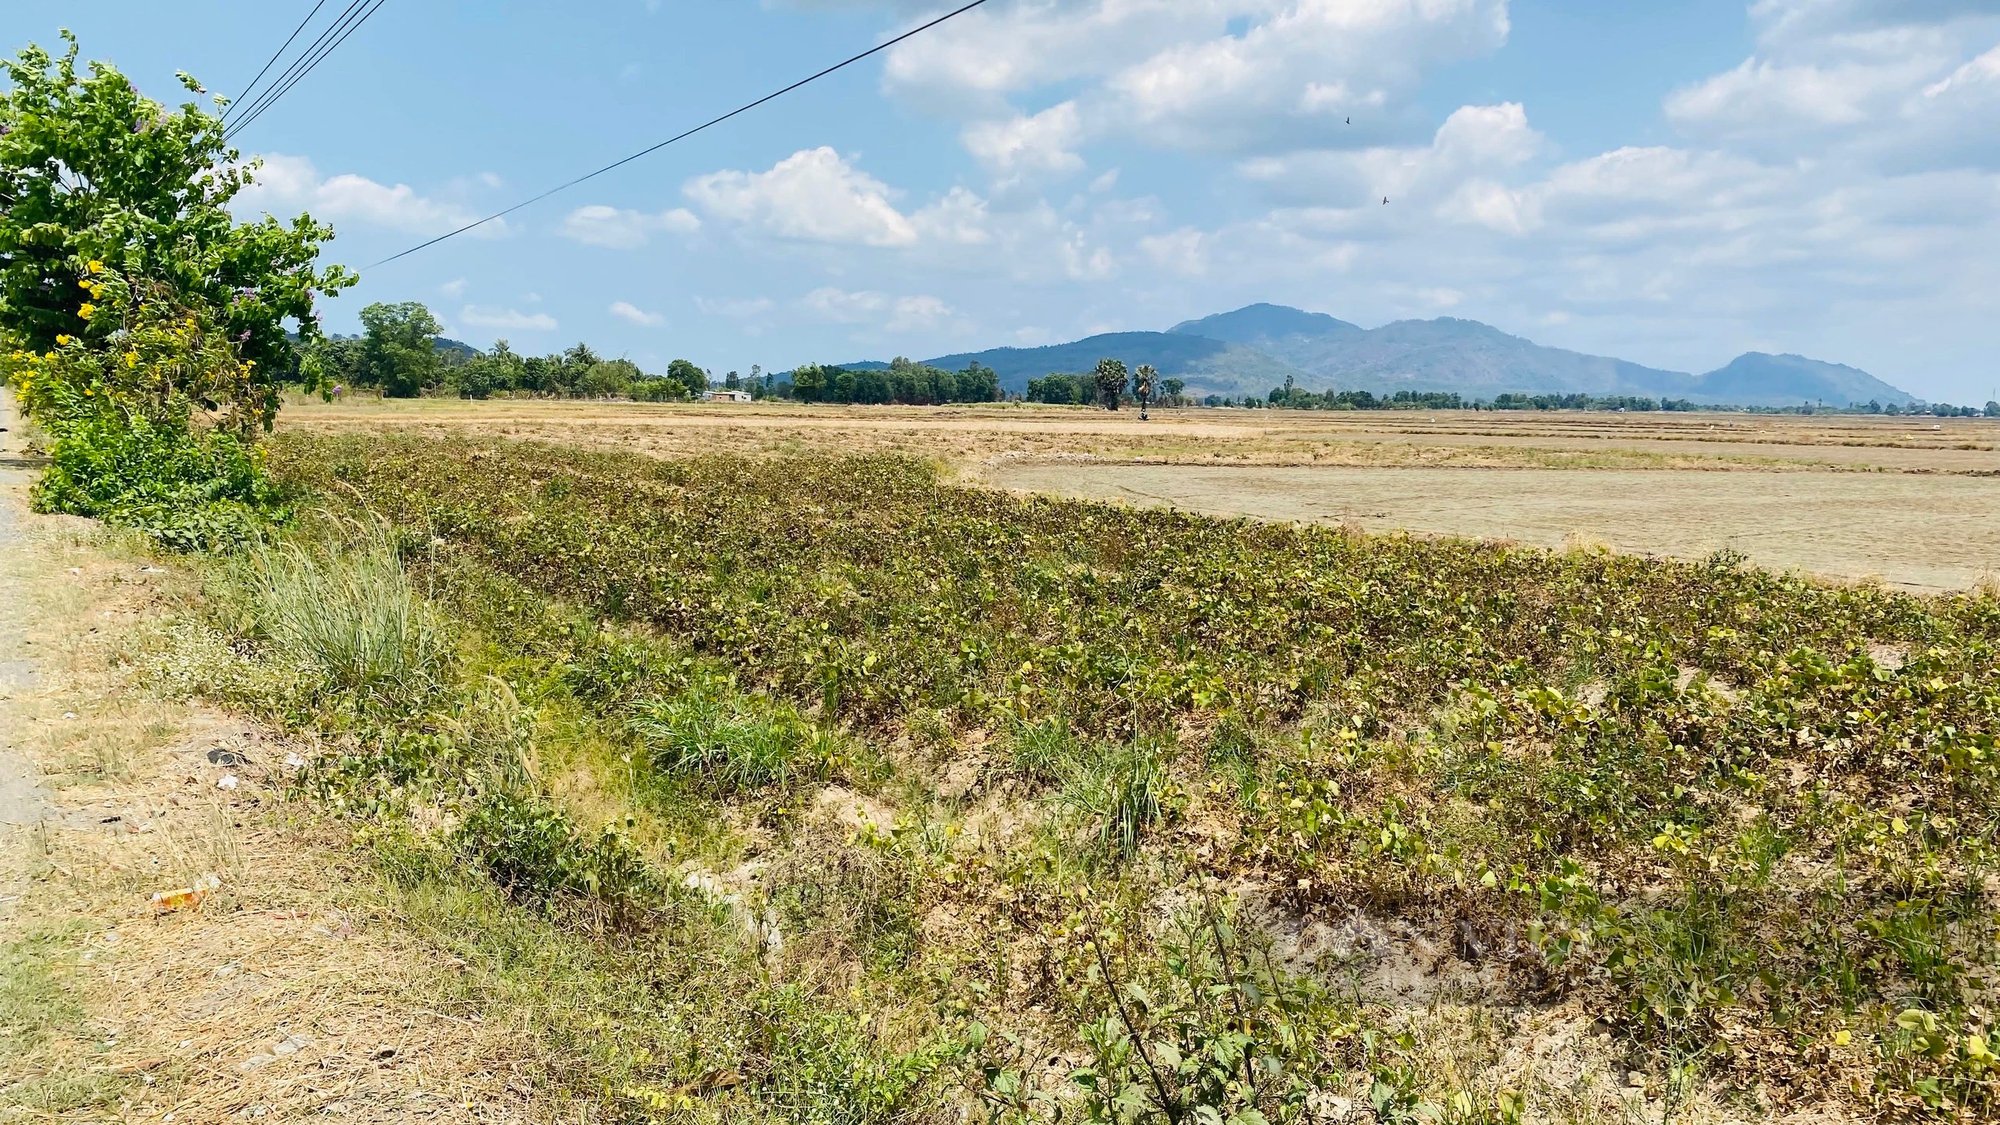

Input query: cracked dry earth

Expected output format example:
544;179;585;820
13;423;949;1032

0;392;534;1124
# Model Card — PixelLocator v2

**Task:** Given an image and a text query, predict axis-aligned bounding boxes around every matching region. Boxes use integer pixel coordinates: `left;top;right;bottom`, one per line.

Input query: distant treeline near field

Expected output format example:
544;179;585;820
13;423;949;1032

1242;383;1999;416
310;301;1997;416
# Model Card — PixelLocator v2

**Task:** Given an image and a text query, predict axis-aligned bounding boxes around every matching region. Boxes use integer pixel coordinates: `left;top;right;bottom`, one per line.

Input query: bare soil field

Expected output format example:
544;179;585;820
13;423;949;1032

283;397;2000;475
988;461;2000;591
282;397;2000;590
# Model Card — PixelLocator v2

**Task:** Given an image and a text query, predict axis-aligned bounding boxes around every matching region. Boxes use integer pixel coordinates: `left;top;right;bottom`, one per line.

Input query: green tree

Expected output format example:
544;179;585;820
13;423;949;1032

359;301;442;398
577;358;641;398
789;363;825;403
666;358;708;395
959;361;999;403
0;33;351;399
1093;358;1129;411
1162;377;1185;404
448;339;526;400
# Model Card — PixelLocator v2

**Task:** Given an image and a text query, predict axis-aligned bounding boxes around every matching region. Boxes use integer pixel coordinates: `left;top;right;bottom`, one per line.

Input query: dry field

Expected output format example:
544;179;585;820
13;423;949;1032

285;397;2000;591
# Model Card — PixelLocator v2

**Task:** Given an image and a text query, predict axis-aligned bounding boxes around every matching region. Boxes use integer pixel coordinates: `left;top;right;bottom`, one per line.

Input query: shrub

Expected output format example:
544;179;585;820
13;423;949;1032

3;270;295;549
455;786;656;923
31;407;284;550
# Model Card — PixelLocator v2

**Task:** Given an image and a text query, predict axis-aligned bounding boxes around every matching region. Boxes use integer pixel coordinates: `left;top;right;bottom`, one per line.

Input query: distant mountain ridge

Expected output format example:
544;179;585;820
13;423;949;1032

837;303;1916;408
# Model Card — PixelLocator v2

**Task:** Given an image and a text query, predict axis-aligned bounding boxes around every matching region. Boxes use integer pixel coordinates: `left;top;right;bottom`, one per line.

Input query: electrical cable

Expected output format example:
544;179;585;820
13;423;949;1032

227;0;387;141
222;0;370;132
366;0;994;269
223;0;373;137
224;0;330;123
227;0;385;140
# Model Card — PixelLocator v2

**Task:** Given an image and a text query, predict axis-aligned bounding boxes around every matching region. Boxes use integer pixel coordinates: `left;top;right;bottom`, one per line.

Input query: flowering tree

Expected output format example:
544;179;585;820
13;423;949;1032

0;32;353;545
0;32;352;413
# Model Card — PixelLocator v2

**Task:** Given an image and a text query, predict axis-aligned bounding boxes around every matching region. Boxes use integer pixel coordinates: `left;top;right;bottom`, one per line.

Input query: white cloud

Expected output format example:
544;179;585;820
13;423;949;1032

236;154;505;236
1926;41;2000;95
1662;5;2000;170
562;204;700;249
687;147;918;246
685;148;995;251
1139;227;1209;277
963;102;1086;176
610;301;663;326
802;287;957;332
461;305;557;331
880;0;1511;158
695;296;777;321
440;278;466;298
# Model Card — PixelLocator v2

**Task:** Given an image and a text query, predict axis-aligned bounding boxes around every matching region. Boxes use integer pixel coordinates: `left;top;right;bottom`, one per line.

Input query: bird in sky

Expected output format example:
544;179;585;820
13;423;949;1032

1345;116;1351;124
1382;196;1390;205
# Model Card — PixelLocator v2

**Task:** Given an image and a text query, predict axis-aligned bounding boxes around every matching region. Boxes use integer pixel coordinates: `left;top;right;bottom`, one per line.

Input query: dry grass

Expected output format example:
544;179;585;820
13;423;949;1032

277;396;2000;478
0;522;533;1124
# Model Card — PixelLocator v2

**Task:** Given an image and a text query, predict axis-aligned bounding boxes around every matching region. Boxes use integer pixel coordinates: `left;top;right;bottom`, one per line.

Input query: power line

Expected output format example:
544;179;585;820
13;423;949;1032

228;0;388;141
225;0;330;122
228;0;385;140
366;0;996;269
223;0;370;131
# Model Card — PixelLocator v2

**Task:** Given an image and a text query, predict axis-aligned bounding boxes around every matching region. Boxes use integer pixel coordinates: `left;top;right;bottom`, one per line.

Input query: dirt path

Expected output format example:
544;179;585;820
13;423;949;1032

989;460;2000;591
0;391;50;831
0;390;535;1123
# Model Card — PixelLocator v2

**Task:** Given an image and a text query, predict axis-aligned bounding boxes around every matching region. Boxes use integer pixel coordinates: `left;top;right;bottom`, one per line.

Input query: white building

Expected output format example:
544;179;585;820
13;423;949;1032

702;389;753;403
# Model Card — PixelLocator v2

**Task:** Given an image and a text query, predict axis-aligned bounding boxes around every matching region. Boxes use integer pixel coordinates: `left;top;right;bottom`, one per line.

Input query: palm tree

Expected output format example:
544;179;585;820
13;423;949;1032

1134;364;1158;420
1093;358;1129;411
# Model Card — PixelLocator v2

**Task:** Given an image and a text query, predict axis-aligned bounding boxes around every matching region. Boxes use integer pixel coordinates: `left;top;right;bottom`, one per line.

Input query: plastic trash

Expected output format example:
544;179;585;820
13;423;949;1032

149;873;221;914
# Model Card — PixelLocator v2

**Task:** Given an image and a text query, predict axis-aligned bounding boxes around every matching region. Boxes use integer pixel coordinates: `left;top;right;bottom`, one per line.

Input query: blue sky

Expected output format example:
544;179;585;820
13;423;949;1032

12;0;2000;402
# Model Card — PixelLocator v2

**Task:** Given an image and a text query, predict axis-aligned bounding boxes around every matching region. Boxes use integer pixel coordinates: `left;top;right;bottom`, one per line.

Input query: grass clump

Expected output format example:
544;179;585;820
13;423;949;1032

238;535;445;707
628;689;840;794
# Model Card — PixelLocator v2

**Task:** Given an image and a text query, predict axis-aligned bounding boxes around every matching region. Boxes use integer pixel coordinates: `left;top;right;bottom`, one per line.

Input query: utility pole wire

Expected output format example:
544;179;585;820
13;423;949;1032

365;0;995;269
228;0;387;140
224;0;369;130
225;0;330;122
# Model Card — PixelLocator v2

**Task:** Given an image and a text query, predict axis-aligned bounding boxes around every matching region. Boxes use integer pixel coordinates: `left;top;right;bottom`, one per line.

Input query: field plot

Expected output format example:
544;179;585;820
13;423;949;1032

285;398;2000;590
282;397;2000;476
207;428;2000;1122
988;462;2000;591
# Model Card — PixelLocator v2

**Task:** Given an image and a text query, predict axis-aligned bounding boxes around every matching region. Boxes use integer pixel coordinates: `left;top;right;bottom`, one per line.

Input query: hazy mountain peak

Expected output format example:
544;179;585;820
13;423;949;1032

1697;352;1914;407
1169;303;1366;343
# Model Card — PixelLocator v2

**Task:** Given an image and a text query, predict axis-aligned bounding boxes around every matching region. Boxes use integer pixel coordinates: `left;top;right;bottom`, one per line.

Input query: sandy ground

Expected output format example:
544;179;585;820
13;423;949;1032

0;396;46;830
989;460;2000;591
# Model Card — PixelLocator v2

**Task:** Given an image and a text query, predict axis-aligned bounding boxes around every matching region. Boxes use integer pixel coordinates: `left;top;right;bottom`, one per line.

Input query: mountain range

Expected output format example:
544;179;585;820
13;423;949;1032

843;303;1916;408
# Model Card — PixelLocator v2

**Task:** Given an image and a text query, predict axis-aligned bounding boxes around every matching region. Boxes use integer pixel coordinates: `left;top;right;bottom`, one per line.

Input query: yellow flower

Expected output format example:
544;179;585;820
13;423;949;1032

77;303;95;319
87;260;104;273
55;334;72;345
